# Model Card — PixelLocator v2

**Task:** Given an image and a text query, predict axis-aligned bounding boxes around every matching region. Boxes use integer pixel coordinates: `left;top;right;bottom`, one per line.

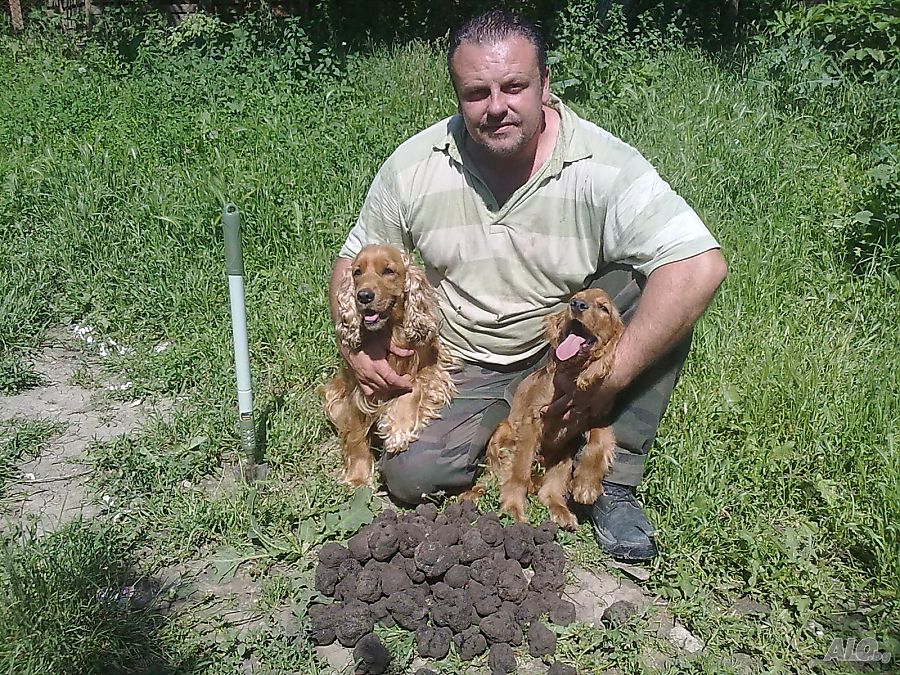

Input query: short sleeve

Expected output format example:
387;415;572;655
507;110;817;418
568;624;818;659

338;160;412;259
601;154;719;276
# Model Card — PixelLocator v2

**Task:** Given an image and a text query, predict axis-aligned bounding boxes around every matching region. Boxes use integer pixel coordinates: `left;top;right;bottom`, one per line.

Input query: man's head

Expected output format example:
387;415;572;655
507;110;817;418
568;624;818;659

447;11;550;161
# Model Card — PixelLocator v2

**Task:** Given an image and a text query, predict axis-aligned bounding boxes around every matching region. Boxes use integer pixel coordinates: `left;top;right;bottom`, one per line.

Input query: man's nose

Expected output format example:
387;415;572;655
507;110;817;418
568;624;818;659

570;298;588;313
487;90;507;117
357;289;375;305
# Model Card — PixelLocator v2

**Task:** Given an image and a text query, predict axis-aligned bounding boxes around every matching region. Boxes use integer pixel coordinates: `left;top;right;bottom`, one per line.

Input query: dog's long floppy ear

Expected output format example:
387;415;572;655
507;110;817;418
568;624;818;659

335;264;362;351
543;307;569;349
402;255;439;345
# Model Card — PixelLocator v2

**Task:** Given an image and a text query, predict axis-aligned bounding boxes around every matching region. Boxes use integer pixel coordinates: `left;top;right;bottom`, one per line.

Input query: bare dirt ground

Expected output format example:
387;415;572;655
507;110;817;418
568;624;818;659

0;328;170;535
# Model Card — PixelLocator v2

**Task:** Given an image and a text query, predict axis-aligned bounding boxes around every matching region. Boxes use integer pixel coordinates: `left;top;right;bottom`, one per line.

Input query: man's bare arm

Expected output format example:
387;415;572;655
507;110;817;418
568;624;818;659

329;257;412;397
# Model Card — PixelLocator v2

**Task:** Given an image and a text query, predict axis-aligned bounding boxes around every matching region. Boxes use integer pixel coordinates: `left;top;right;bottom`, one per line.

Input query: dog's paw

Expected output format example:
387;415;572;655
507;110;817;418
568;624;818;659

382;429;417;454
501;493;528;523
549;505;579;531
570;477;603;505
342;459;374;488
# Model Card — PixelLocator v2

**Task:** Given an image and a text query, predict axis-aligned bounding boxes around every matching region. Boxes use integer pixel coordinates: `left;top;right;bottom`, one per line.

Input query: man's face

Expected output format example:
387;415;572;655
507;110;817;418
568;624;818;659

450;36;550;161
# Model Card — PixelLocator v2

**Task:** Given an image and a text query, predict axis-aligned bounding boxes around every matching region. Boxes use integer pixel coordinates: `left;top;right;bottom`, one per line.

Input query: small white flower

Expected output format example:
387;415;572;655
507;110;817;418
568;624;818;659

78;66;87;74
153;341;172;354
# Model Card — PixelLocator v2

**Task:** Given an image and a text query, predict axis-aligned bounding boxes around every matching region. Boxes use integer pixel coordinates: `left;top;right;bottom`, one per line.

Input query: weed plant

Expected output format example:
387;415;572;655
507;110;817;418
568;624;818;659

0;5;897;673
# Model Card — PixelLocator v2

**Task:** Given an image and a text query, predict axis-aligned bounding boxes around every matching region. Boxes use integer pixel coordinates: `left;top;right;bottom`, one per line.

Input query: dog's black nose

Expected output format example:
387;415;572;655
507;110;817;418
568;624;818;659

357;289;375;305
570;298;589;313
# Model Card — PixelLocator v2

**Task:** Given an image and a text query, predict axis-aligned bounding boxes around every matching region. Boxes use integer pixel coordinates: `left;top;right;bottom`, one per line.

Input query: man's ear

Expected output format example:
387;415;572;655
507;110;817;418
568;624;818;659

541;66;550;104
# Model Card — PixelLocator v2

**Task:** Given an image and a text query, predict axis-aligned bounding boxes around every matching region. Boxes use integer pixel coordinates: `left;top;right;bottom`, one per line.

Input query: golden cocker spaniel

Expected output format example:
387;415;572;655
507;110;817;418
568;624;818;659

322;244;455;487
488;289;624;529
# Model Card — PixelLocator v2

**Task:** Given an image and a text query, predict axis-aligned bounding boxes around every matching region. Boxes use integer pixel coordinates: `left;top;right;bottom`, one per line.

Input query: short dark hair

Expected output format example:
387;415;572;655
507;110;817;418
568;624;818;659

447;10;547;75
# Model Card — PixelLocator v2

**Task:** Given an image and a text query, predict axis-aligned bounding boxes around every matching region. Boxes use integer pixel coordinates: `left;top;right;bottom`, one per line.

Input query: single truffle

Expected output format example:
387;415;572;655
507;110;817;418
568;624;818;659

527;620;557;658
496;559;528;603
355;566;382;604
307;603;337;645
533;542;566;575
533;520;559;545
548;597;576;626
602;599;639;628
347;530;372;562
368;525;400;561
373;508;398;526
414;540;459;579
318;543;352;568
476;515;505;547
488;642;517;674
453;626;488;660
503;527;535;567
415;502;438;521
404;555;426;583
459;528;490;563
397;522;426;558
547;662;577;675
335;602;374;647
380;562;413;595
353;632;391;674
415;625;452;659
480;611;523;646
468;555;501;586
314;564;340;596
431;587;475;633
386;590;428;630
444;564;469;588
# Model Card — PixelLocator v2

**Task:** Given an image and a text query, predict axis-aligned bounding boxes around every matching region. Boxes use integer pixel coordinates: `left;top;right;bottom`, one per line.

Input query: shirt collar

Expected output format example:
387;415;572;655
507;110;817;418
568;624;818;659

433;93;593;173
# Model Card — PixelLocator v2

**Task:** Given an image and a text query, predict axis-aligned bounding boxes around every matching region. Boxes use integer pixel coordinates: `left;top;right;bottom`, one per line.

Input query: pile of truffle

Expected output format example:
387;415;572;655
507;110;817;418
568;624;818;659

309;500;578;675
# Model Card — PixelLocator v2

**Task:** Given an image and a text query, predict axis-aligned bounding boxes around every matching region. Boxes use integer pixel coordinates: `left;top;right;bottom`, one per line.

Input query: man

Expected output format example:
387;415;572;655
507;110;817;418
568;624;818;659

328;10;727;561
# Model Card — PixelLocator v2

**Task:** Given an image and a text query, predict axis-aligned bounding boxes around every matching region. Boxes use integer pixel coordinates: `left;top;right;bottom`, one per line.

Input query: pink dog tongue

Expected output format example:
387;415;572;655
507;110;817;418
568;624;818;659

364;312;379;324
555;334;586;361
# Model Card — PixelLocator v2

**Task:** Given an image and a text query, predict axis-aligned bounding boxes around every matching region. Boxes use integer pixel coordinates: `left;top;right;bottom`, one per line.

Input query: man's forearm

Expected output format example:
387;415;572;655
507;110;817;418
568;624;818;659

610;249;727;391
329;257;352;328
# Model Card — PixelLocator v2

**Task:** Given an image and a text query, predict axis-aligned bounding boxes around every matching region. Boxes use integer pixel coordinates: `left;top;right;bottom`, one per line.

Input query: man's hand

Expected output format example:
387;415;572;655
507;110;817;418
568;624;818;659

541;367;622;421
341;334;414;398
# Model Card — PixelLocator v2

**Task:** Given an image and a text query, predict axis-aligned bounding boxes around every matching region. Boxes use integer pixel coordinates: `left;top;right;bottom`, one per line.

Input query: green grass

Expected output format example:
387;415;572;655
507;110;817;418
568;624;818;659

0;417;66;493
0;11;897;674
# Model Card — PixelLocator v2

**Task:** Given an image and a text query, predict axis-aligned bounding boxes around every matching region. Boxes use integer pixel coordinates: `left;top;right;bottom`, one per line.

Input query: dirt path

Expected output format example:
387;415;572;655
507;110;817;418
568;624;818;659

0;329;169;535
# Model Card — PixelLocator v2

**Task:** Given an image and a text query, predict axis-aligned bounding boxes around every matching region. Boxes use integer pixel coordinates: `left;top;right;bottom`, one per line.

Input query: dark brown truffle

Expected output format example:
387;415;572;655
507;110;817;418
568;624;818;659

488;642;517;674
415;625;452;659
386;589;428;630
314;564;340;596
459;528;491;563
318;543;352;568
548;597;576;626
496;559;528;603
347;530;372;562
335;602;374;647
353;632;391;674
444;563;469;588
379;561;412;595
368;525;400;561
480;611;523;646
453;626;488;660
527;620;557;657
355;565;382;604
307;603;337;645
415;502;438;521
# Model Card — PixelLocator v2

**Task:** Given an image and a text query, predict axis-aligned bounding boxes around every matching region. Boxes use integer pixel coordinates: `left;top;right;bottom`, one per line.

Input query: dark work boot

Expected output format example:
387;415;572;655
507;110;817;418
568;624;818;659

582;482;657;561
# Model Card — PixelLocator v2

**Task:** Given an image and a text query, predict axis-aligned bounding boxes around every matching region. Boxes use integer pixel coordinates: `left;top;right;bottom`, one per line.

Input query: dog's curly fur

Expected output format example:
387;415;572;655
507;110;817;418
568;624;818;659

486;289;624;529
322;244;455;487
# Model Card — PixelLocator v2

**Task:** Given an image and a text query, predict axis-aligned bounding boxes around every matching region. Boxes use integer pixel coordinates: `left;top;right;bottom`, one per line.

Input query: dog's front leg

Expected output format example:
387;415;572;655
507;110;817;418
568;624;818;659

377;388;424;454
571;426;615;504
538;454;578;530
499;422;539;523
323;380;375;487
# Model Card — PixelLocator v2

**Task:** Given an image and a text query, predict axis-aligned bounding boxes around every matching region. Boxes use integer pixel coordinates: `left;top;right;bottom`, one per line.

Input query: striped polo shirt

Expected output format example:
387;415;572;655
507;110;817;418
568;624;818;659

339;95;719;365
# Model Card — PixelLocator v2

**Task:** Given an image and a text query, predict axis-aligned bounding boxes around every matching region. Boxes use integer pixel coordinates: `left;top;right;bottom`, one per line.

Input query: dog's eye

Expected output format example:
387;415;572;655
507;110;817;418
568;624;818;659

352;268;362;277
597;304;610;314
383;267;396;276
